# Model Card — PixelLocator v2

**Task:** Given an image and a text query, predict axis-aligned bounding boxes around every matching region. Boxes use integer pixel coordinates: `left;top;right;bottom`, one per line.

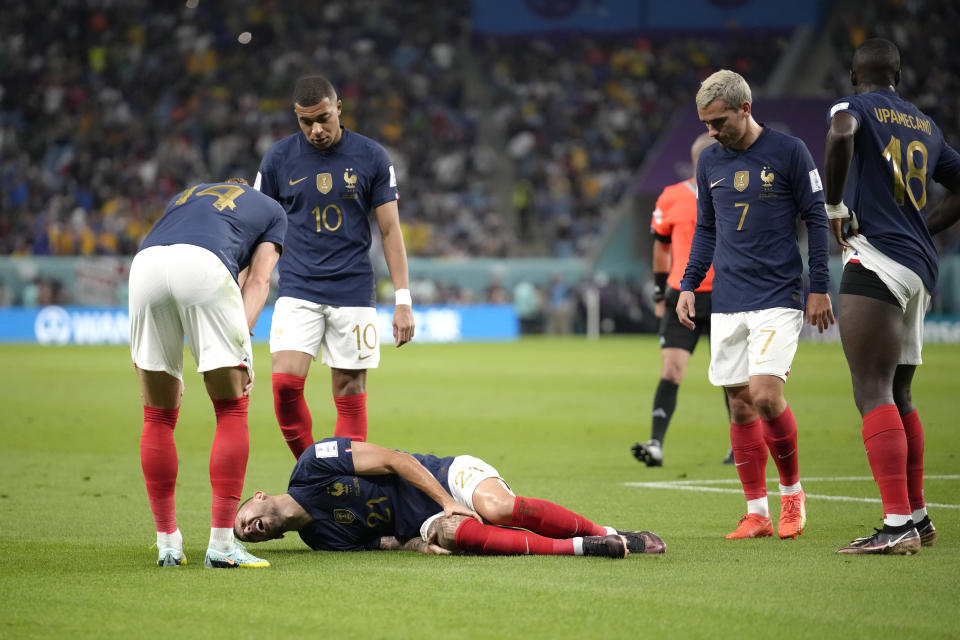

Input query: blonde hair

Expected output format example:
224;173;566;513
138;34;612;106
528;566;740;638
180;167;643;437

696;70;752;110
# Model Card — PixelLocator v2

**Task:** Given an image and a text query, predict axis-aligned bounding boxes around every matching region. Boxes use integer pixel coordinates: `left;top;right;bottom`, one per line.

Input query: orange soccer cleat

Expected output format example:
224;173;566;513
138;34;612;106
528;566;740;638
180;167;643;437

725;513;773;539
778;490;807;539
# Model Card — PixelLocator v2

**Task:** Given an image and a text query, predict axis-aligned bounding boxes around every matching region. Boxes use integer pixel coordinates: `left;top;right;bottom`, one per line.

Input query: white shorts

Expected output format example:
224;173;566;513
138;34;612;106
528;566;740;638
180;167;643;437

129;244;253;380
708;307;803;386
844;235;929;365
269;296;380;369
419;455;512;542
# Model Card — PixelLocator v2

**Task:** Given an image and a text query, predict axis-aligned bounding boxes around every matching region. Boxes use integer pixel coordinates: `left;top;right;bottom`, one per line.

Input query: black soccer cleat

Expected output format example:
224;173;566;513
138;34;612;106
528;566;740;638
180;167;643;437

632;440;663;467
722;447;735;464
582;535;628;559
836;525;921;555
617;530;666;554
915;516;937;547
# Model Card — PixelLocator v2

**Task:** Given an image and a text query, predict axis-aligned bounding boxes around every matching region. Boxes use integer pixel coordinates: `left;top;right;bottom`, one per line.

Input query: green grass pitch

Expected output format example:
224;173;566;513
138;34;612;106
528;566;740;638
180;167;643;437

1;337;958;639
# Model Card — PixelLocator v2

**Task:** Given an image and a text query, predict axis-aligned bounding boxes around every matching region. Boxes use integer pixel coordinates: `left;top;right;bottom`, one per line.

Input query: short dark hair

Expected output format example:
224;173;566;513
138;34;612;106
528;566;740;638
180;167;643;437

853;38;900;81
293;75;338;107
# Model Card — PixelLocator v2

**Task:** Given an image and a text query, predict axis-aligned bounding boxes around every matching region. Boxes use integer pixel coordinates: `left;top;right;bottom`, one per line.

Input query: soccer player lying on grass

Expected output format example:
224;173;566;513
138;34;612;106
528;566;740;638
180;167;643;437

235;438;665;560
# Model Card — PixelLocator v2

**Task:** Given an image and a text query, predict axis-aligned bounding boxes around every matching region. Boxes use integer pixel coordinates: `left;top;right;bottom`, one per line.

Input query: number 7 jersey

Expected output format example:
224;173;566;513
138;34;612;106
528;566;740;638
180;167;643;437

829;89;960;291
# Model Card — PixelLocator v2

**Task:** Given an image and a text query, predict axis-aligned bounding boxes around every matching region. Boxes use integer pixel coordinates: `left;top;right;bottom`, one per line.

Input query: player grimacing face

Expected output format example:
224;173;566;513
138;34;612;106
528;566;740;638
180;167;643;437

234;492;283;543
697;98;749;150
295;97;343;151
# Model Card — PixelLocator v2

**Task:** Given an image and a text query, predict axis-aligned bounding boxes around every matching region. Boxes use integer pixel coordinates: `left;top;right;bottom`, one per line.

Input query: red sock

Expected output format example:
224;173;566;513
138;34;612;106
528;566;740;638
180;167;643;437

730;418;769;501
453;518;575;555
272;373;314;458
761;405;800;487
140;406;179;533
901;409;925;512
862;404;909;517
509;496;607;537
210;397;249;529
334;392;367;442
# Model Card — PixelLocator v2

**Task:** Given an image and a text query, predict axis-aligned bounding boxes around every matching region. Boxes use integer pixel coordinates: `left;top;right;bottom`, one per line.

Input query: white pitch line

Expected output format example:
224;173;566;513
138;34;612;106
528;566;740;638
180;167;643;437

624;475;960;509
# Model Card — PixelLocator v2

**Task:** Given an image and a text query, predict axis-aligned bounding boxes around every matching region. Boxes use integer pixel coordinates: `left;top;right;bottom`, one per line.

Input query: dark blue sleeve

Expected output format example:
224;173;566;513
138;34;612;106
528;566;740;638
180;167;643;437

257;149;280;201
296;437;357;478
256;197;287;250
681;160;716;291
370;144;399;209
789;141;830;293
933;140;960;187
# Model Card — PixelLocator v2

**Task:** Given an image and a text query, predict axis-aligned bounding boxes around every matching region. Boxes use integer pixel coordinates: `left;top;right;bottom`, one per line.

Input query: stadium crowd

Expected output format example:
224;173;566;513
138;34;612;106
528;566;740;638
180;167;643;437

1;0;785;261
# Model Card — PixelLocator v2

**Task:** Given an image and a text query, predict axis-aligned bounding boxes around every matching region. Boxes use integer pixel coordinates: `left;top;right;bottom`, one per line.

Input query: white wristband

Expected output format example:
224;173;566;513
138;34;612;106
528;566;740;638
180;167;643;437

825;202;850;220
394;288;412;306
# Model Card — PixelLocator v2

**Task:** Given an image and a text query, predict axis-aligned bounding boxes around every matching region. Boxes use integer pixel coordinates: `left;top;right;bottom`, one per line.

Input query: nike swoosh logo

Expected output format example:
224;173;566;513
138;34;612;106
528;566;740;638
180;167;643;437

289;177;307;185
735;461;748;467
710;178;726;188
754;359;772;366
778;449;796;459
358;354;372;360
886;532;910;548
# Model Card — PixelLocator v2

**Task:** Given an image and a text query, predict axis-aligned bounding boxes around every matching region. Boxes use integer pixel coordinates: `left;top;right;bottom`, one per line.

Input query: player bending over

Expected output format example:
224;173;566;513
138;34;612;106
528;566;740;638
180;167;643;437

235;438;666;560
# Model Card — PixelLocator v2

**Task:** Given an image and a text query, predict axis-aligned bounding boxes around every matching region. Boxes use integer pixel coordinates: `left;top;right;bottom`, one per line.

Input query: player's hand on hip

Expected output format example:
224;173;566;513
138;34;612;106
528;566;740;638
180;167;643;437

654;299;665;319
676;291;696;331
393;304;414;347
829;218;852;248
806;292;835;333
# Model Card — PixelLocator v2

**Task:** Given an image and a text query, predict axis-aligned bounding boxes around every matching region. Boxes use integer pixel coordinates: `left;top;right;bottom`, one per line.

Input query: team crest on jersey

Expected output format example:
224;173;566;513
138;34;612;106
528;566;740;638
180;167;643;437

342;168;358;199
316;173;333;194
734;171;749;192
760;168;775;189
333;509;357;524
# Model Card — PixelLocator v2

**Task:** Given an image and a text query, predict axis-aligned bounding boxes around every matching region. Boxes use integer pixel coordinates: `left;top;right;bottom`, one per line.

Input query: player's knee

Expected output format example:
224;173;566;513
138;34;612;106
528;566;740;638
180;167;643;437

427;514;468;551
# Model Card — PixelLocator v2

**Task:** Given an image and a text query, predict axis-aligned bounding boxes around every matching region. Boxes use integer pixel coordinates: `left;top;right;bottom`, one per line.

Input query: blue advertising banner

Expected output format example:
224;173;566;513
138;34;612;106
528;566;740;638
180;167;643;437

0;305;519;345
472;0;822;35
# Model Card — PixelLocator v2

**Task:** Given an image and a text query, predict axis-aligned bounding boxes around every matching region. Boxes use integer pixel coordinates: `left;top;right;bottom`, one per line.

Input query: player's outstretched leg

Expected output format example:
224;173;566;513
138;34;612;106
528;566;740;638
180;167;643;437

452;518;627;558
760;405;806;539
727;416;772;539
508;496;608;538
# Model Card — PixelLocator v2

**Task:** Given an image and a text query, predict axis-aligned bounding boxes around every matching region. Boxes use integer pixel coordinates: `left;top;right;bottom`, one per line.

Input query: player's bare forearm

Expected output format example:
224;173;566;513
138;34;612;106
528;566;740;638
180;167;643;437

926;190;960;236
824;113;858;205
241;242;281;332
352;443;480;522
375;202;415;346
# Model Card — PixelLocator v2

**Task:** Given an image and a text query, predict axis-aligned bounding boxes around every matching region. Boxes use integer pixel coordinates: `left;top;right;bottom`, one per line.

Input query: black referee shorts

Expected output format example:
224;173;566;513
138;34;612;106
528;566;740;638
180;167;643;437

659;288;712;353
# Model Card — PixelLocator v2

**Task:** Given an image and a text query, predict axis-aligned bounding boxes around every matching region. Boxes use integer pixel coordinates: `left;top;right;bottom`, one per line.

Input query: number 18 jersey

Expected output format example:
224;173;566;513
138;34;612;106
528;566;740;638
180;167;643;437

829;89;960;291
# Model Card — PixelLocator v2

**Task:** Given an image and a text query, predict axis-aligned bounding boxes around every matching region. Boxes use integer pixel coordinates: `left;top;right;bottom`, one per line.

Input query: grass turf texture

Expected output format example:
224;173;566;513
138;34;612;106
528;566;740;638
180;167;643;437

1;338;958;639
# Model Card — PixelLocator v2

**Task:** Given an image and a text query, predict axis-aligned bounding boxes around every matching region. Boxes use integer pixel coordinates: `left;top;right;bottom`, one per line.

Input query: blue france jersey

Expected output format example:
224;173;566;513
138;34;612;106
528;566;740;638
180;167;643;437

828;89;960;291
682;127;830;313
139;182;286;280
287;438;457;551
256;128;399;307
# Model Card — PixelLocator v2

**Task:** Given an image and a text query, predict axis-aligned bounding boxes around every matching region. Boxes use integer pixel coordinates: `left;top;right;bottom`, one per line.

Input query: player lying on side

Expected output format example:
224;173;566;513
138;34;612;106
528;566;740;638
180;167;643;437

235;438;666;561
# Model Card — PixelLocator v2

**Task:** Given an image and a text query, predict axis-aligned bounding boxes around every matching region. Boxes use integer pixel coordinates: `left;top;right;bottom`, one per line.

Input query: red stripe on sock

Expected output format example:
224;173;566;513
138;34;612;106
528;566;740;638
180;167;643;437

334;392;367;442
730;418;768;501
862;404;909;517
453;518;575;555
510;496;606;537
140;406;179;533
901;409;925;511
762;405;799;487
210;397;249;529
272;373;313;458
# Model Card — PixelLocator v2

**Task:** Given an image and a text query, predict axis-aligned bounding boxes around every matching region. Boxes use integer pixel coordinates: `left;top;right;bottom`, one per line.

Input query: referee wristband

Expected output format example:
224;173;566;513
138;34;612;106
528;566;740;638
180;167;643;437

653;272;668;303
394;288;412;306
825;202;850;220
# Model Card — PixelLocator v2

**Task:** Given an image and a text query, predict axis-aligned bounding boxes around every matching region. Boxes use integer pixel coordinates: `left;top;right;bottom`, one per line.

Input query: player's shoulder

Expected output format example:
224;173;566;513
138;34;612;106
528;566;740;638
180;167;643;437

343;129;391;160
261;133;304;164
